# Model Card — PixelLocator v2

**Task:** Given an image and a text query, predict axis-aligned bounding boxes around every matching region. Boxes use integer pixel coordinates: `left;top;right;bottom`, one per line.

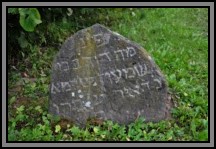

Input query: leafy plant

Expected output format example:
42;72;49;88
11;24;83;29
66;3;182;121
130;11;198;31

8;8;42;32
55;125;61;133
19;8;42;32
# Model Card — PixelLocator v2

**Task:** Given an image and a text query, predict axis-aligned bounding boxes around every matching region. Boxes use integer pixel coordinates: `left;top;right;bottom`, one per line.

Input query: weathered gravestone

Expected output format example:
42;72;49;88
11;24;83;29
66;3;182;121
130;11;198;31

49;24;172;126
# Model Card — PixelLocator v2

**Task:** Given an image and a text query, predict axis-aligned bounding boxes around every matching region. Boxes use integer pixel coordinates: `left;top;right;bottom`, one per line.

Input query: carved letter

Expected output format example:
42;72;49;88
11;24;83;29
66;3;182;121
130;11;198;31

61;61;69;71
127;67;136;78
154;78;162;90
122;47;136;58
53;103;59;114
71;100;83;111
94;110;106;119
114;50;125;60
104;33;111;46
60;103;71;111
98;73;106;91
93;94;106;106
122;67;136;79
110;69;122;83
78;77;88;87
134;63;147;77
123;87;135;98
99;94;107;100
98;52;111;61
61;82;71;92
93;34;103;47
69;78;78;86
104;72;113;84
59;102;72;116
88;77;95;85
141;81;150;90
51;83;61;94
54;63;61;71
130;87;141;95
79;38;86;49
122;69;128;79
128;47;136;57
93;33;110;47
71;59;79;69
113;90;124;97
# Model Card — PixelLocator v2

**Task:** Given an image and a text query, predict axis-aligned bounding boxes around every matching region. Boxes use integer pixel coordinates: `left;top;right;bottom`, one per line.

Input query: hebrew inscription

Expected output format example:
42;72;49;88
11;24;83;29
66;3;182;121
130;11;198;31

49;24;171;127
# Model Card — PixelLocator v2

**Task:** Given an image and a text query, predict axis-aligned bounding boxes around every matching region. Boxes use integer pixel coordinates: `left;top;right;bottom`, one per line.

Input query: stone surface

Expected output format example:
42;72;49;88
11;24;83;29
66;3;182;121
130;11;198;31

49;24;171;127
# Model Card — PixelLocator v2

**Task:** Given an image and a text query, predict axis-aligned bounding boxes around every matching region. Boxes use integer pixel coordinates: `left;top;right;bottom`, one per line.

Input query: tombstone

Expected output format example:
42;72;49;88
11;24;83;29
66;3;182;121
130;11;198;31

49;24;172;127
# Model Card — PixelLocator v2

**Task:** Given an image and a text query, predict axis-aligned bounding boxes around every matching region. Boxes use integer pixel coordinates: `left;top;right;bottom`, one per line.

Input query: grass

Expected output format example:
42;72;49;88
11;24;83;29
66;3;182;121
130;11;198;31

8;8;208;141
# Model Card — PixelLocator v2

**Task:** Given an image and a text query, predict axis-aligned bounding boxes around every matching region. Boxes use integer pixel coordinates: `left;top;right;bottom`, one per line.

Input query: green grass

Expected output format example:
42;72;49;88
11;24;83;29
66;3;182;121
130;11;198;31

8;8;208;141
